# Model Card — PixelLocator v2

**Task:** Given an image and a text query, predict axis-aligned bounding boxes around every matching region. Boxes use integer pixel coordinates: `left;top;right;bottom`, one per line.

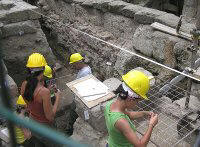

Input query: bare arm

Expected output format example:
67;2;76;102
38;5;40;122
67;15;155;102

42;88;55;122
20;81;27;96
115;114;158;147
125;111;152;120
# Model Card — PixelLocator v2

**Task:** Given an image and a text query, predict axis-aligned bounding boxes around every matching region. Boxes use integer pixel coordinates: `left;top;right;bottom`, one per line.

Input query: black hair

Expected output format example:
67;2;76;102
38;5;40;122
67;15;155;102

16;105;25;114
23;68;44;102
113;84;128;100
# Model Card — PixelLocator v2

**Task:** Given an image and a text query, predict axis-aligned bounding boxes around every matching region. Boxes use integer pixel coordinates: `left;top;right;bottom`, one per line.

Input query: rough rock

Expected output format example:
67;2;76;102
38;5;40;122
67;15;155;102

74;94;109;133
134;8;166;24
174;40;191;69
5;74;18;105
174;96;200;111
103;78;121;92
107;1;128;12
71;118;107;147
191;67;200;99
73;0;86;4
81;0;99;7
2;60;8;75
0;0;41;24
1;20;37;38
104;12;138;38
120;4;143;18
155;13;179;28
132;25;154;57
93;0;115;12
182;0;198;19
2;27;55;85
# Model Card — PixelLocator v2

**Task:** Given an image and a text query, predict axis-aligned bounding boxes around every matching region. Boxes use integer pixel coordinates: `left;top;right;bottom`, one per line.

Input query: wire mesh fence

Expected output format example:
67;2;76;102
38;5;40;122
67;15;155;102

132;77;200;147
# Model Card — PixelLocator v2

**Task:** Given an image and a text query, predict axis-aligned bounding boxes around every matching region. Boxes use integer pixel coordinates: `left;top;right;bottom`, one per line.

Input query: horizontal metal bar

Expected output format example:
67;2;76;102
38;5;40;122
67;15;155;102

0;105;88;147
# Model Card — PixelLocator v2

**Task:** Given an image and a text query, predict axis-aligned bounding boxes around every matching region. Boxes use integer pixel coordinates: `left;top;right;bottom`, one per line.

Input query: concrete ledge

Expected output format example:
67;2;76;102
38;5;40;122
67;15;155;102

134;8;166;24
93;0;115;12
72;0;86;4
81;0;99;7
120;4;144;18
2;20;37;38
155;13;179;28
107;1;128;13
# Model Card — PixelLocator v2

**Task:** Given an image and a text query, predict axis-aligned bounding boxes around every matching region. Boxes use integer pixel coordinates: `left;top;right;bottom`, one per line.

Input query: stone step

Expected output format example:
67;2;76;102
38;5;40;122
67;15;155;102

0;0;40;24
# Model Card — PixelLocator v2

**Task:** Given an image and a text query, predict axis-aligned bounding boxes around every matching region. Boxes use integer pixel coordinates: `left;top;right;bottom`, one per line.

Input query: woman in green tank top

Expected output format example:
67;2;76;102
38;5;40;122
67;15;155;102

104;70;158;147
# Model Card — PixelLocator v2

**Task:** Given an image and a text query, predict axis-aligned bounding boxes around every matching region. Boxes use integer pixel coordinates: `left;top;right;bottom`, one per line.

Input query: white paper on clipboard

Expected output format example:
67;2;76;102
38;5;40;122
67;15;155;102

74;78;109;101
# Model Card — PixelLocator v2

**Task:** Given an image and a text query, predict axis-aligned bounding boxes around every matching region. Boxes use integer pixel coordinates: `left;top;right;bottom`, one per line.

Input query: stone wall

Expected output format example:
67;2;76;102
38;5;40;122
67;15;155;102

39;0;196;82
0;0;56;86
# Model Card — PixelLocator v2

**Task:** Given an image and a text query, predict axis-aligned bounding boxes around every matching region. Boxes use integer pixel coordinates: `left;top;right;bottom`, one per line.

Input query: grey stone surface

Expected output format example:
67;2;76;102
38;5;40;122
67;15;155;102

174;41;191;69
2;60;8;75
1;20;37;38
74;94;110;133
174;96;200;111
2;26;55;85
134;8;166;24
191;67;200;99
155;13;179;28
132;25;154;57
71;117;107;147
120;4;143;18
5;74;18;101
0;0;41;24
63;0;73;3
81;0;99;7
103;78;121;92
72;0;86;4
107;1;128;12
182;0;198;19
94;0;115;12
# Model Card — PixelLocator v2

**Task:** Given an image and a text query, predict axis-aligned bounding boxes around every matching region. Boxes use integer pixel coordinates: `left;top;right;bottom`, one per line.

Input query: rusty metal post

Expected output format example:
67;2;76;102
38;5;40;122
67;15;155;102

185;1;200;109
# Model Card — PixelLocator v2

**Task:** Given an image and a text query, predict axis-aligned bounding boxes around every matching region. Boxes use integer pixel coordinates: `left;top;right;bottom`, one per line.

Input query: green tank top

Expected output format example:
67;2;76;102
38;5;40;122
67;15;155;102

104;100;136;147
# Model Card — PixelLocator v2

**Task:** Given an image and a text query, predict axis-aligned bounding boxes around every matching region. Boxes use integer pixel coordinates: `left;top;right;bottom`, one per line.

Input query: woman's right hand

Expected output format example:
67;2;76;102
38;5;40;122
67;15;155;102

149;113;158;128
55;89;61;100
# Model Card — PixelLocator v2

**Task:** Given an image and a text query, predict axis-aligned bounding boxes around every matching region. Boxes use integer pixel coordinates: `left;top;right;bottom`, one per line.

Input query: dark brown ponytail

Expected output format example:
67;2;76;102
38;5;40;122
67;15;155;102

23;69;43;102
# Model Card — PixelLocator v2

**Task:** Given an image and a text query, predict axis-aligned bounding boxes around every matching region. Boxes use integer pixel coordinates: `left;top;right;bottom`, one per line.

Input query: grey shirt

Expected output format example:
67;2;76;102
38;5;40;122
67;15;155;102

76;66;92;79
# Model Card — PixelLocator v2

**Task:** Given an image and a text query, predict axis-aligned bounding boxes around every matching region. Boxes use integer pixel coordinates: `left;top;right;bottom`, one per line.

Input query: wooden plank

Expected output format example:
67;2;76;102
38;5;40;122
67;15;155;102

151;22;192;41
66;75;115;108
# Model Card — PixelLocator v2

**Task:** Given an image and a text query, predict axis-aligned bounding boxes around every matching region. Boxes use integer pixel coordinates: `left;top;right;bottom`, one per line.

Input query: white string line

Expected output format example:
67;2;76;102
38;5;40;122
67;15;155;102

14;0;200;82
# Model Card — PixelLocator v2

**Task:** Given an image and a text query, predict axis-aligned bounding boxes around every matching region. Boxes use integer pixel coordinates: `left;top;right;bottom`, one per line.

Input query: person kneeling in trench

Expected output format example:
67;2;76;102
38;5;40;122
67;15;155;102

104;70;158;147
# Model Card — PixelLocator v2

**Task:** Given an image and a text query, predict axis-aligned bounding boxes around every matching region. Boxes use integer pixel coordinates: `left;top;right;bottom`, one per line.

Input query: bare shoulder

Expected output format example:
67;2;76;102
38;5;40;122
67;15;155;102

40;86;50;94
115;118;131;132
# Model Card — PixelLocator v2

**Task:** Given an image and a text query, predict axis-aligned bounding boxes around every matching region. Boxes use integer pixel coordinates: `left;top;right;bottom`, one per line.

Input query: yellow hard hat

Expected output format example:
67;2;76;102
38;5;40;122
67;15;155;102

26;53;47;68
17;95;26;105
69;53;83;64
122;70;150;100
44;65;52;78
